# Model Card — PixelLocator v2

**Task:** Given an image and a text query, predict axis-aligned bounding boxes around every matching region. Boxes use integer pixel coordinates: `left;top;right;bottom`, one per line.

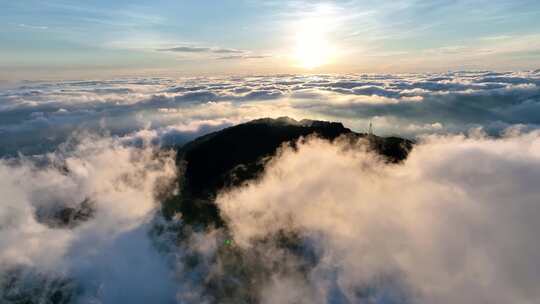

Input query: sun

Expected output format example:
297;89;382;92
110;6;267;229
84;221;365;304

294;31;333;69
292;11;337;69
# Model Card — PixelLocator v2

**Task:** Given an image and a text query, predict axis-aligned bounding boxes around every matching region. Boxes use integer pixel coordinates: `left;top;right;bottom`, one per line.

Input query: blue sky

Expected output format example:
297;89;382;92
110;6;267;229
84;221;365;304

1;0;540;79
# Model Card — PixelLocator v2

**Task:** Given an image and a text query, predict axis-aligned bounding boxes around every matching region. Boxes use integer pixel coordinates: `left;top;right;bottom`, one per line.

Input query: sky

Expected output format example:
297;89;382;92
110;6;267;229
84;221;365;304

3;2;540;303
1;0;540;80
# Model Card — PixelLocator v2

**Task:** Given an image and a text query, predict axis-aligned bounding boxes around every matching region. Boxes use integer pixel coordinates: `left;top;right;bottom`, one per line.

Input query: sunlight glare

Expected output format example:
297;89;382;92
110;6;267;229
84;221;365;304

293;16;336;69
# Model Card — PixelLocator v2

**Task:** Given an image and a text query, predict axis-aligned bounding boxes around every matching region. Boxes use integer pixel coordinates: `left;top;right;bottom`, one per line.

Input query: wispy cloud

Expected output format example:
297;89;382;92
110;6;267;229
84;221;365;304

17;23;48;30
216;54;271;60
157;46;246;54
481;35;513;41
211;48;246;54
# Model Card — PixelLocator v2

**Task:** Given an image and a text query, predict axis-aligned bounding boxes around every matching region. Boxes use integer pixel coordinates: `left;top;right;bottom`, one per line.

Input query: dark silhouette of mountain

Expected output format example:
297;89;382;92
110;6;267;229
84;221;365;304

162;117;413;227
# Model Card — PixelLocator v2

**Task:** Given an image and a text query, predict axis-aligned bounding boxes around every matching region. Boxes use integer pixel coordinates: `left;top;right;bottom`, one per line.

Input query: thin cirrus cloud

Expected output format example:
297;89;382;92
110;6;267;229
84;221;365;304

216;54;271;60
157;46;246;54
17;23;49;30
1;0;540;78
156;45;269;60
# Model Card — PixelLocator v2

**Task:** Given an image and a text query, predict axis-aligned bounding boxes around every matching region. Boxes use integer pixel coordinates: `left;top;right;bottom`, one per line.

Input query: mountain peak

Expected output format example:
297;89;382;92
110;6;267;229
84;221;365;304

162;118;412;227
248;116;347;130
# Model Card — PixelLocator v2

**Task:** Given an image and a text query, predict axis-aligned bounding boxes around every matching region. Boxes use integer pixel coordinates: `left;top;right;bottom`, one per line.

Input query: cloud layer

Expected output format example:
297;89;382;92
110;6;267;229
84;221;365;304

1;70;539;157
218;131;540;304
0;135;178;303
1;84;540;302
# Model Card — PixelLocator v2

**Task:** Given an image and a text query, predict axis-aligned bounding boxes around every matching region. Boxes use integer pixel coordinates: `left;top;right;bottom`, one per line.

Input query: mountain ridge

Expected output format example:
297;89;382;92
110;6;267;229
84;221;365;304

163;117;413;227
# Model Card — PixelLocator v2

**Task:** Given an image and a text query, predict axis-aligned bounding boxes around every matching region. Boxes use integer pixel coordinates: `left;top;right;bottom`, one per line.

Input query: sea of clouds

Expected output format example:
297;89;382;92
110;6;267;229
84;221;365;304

1;70;539;156
1;70;540;303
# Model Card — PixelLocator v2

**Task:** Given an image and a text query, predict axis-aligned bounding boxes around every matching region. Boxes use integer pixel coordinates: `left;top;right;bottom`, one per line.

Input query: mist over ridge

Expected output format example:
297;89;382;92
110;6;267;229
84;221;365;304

0;111;539;303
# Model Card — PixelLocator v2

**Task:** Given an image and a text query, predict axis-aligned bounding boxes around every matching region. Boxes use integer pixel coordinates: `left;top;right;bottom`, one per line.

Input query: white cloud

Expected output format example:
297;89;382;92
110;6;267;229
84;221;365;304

0;134;179;302
1;71;539;156
17;23;48;30
2;74;540;301
157;46;247;54
217;130;540;303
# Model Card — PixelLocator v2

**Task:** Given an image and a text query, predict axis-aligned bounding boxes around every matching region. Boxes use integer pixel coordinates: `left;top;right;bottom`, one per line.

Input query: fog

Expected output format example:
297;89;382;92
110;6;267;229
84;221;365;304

0;134;178;303
218;131;540;303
